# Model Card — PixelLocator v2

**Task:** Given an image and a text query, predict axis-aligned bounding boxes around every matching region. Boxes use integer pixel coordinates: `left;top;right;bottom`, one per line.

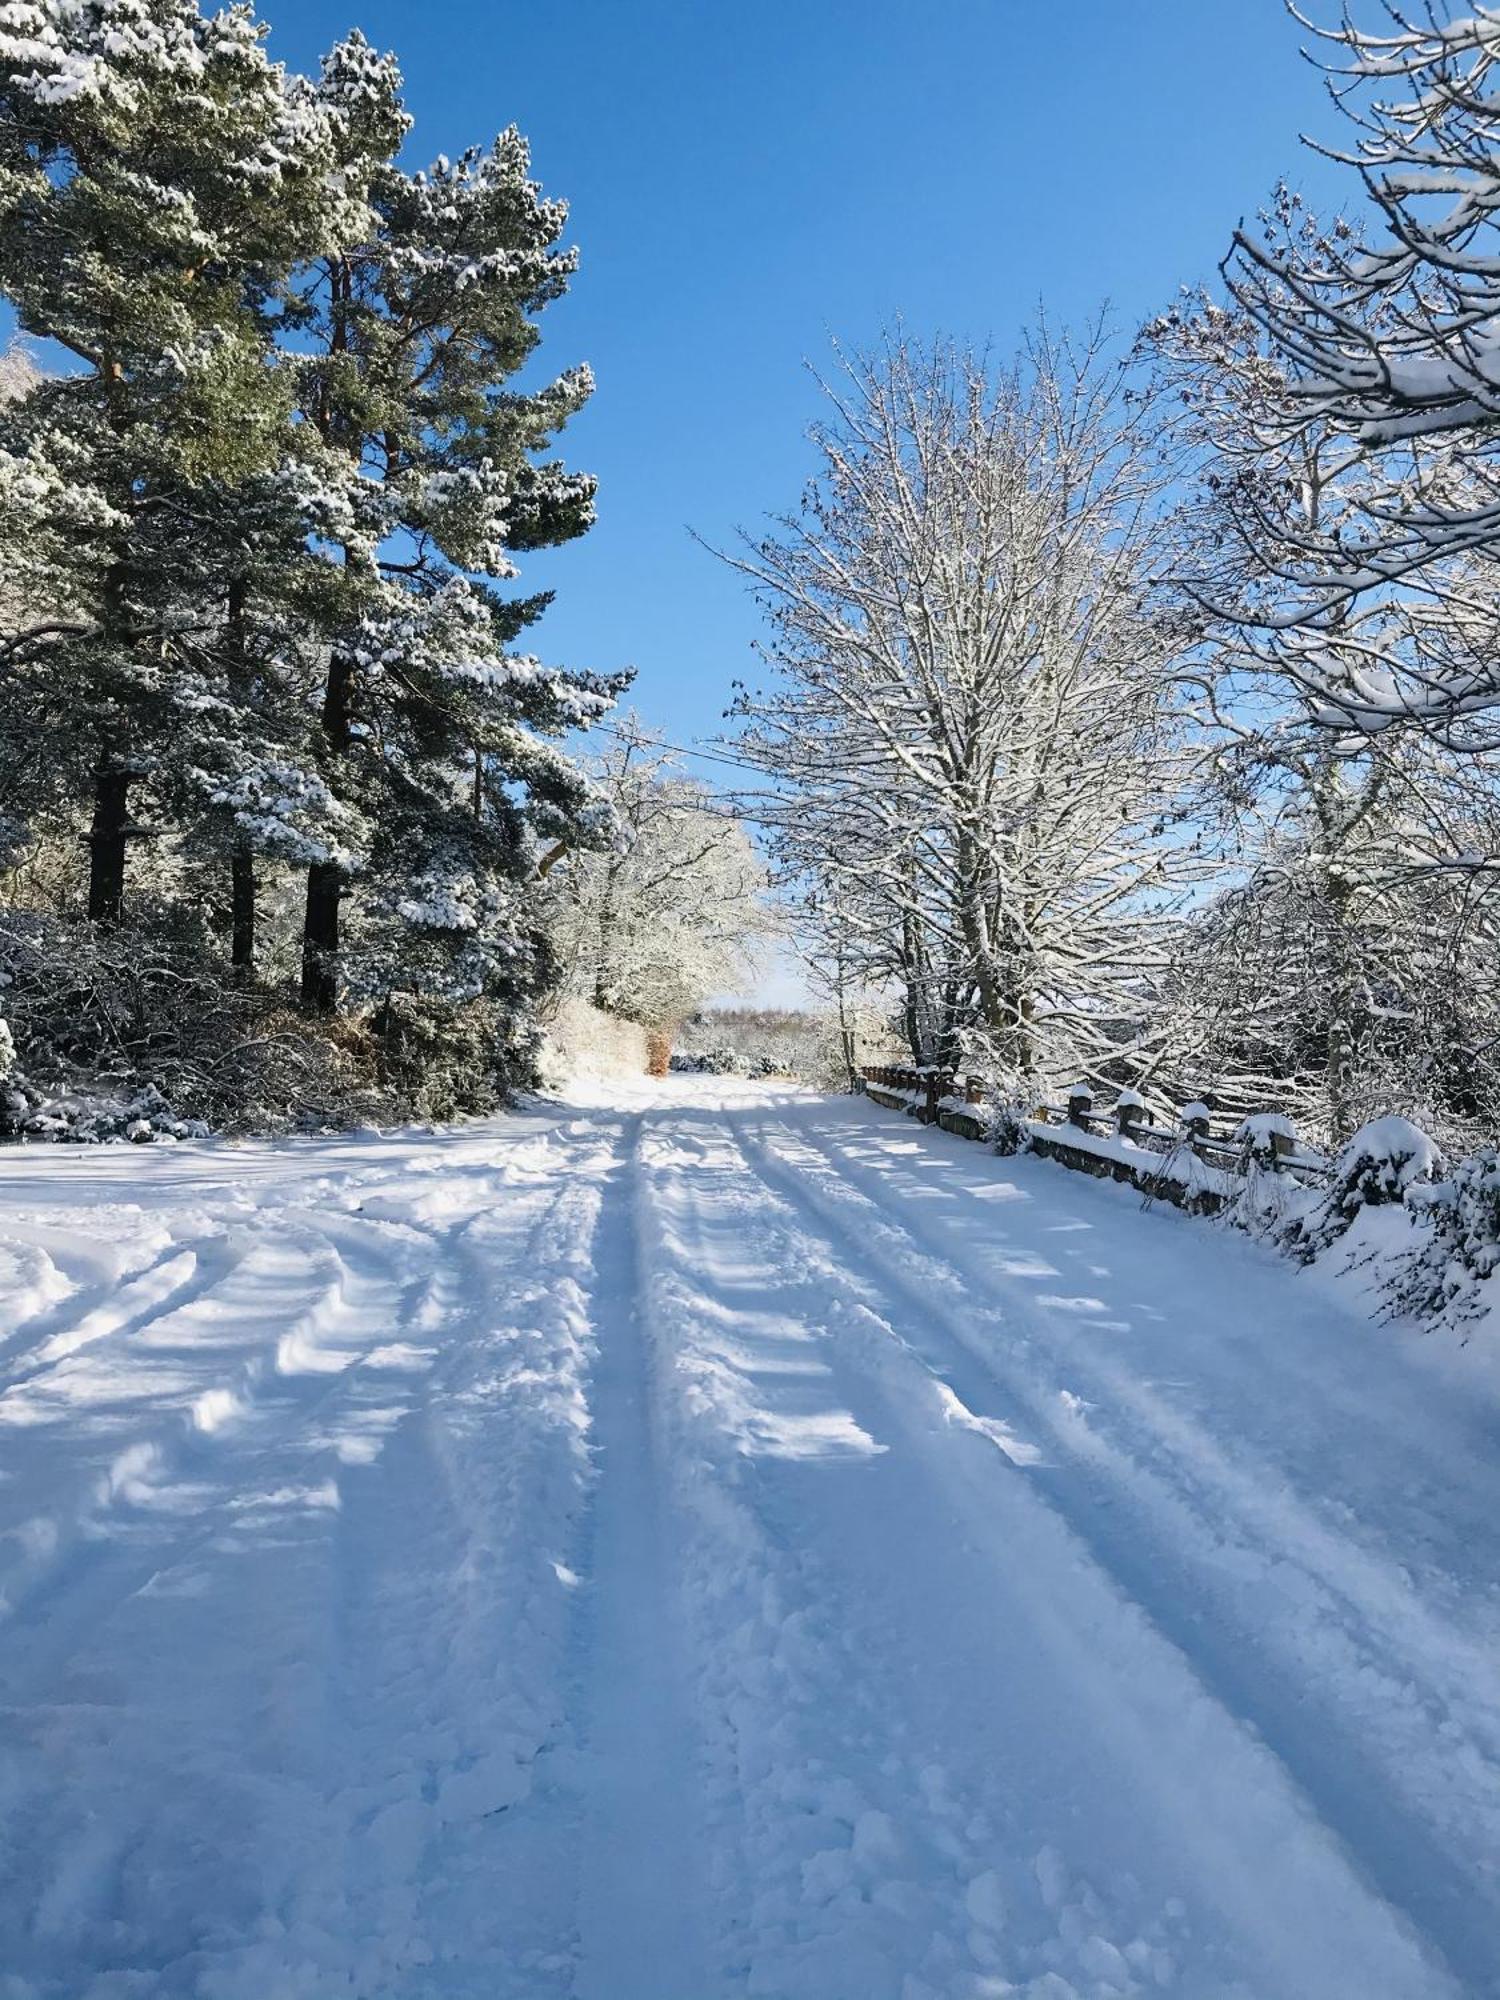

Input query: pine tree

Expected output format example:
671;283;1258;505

283;35;620;1018
0;0;354;921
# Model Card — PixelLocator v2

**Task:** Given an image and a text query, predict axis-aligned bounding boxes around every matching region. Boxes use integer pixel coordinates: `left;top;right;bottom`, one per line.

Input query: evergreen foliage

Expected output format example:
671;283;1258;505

0;0;620;1129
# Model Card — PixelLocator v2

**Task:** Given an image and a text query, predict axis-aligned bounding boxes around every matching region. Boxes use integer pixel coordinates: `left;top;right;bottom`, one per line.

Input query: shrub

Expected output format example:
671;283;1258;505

1390;1148;1500;1324
1282;1115;1442;1265
989;1103;1031;1157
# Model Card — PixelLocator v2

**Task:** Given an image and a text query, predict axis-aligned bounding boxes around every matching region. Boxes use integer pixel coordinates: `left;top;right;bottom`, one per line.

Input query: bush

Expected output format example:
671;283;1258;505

1390;1147;1500;1323
670;1045;744;1076
1282;1115;1442;1264
989;1103;1031;1157
0;1077;208;1144
0;907;535;1140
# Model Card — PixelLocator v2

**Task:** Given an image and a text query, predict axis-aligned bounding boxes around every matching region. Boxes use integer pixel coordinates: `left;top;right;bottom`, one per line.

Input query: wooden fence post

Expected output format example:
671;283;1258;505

1115;1087;1148;1144
1182;1101;1211;1158
1066;1082;1094;1129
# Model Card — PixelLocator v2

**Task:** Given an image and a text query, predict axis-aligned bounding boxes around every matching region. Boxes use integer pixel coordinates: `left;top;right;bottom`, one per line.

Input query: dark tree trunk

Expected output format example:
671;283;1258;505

231;845;256;977
301;862;342;1015
88;765;131;924
300;649;354;1016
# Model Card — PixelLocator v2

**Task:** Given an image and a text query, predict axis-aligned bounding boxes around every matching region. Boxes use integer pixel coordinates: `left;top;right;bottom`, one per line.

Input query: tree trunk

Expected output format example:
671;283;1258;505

88;765;131;924
231;845;256;978
1325;875;1359;1144
300;649;354;1016
301;861;342;1015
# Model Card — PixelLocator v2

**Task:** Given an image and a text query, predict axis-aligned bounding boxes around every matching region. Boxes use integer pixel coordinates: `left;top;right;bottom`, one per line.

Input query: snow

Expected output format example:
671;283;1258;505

1234;1111;1298;1144
1;1078;1496;1997
1025;1114;1238;1199
1338;1113;1444;1186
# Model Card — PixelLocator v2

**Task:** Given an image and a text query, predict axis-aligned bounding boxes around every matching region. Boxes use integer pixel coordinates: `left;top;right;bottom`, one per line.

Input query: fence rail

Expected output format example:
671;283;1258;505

858;1065;1328;1214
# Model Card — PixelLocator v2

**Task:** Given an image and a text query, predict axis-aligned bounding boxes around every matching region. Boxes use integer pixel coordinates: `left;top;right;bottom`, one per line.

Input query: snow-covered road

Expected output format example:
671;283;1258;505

2;1079;1498;2000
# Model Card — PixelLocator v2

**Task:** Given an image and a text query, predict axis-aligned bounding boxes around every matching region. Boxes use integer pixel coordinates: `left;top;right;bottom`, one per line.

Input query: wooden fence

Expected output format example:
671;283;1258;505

858;1065;1327;1215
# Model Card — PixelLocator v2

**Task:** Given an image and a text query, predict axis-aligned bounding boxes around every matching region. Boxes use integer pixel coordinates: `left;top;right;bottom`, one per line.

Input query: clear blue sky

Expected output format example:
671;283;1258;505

263;0;1351;770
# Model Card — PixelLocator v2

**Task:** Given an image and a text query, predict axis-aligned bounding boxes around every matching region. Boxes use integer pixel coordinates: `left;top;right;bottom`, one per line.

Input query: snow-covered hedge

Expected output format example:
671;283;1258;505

1281;1116;1443;1265
536;999;650;1088
1390;1149;1500;1326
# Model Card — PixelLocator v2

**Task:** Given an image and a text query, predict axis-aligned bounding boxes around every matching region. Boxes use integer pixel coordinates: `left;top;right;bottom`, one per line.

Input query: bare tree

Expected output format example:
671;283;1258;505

727;326;1204;1091
1218;7;1500;744
546;721;773;1030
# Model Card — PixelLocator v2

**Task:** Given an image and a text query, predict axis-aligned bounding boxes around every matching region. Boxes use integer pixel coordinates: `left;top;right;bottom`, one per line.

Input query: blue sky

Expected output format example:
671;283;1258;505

265;0;1353;777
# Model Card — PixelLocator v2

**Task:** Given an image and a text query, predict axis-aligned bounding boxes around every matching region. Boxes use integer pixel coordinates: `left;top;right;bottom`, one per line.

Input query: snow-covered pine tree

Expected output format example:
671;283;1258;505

286;35;622;1020
160;464;361;977
0;0;350;920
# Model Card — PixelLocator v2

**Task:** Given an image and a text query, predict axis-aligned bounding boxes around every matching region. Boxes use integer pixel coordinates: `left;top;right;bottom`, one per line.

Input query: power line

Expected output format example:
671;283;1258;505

592;719;769;777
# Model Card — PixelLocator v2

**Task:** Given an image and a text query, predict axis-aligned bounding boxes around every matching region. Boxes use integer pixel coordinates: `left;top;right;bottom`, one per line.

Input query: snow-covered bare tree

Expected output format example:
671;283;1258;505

1157;753;1500;1145
547;723;771;1030
728;327;1205;1090
1217;7;1500;746
1142;267;1500;1138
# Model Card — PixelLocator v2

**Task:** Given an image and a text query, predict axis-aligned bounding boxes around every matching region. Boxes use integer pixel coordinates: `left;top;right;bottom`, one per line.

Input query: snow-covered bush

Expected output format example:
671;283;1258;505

670;1047;745;1076
1281;1115;1442;1265
536;999;649;1087
989;1103;1031;1158
0;909;417;1139
1390;1150;1500;1327
0;1079;208;1145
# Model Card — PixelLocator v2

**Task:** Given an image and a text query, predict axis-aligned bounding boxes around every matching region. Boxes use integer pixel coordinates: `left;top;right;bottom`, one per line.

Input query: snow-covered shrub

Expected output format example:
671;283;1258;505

0;1078;209;1145
670;1046;745;1076
537;999;649;1086
989;1103;1031;1157
1281;1115;1443;1265
0;909;412;1139
366;992;537;1122
0;1013;13;1082
1389;1149;1500;1326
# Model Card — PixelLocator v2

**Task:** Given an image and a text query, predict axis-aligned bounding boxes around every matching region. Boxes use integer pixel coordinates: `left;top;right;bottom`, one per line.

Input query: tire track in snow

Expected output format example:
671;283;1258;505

0;1112;632;1998
733;1098;1497;1996
628;1099;1459;1999
569;1110;715;2000
0;1212;427;1678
